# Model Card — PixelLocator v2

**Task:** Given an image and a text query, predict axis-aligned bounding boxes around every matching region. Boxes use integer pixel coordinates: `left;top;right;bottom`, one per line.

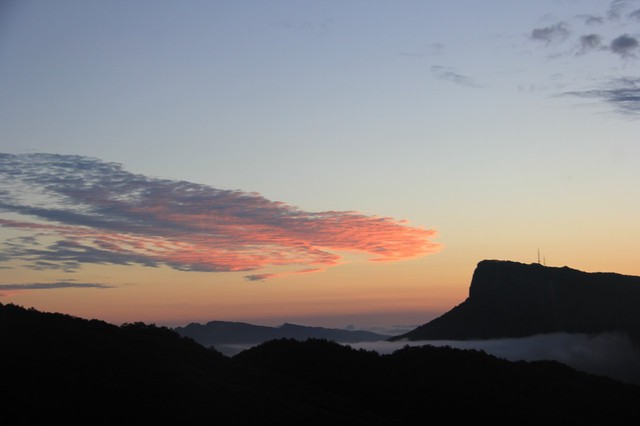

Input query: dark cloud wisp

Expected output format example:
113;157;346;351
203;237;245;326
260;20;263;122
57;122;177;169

0;282;113;290
576;14;604;25
530;22;570;44
563;77;640;117
607;0;640;20
431;66;482;88
578;34;604;54
610;34;639;57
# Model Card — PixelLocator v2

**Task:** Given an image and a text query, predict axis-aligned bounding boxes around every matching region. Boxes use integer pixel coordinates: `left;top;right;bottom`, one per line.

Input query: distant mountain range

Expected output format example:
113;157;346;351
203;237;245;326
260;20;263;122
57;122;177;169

174;321;389;352
394;259;640;342
3;302;640;424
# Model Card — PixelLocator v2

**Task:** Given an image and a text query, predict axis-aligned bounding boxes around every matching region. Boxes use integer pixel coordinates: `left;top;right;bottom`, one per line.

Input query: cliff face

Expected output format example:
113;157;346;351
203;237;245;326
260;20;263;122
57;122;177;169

397;260;640;341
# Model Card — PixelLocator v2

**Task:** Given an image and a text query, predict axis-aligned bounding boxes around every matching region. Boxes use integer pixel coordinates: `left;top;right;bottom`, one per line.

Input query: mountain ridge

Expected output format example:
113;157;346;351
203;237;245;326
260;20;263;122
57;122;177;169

174;320;390;353
394;259;640;342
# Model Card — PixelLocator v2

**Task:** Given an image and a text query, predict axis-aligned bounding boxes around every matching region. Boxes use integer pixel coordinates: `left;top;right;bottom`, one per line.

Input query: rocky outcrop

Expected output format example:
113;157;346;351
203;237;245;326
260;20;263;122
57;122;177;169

394;260;640;341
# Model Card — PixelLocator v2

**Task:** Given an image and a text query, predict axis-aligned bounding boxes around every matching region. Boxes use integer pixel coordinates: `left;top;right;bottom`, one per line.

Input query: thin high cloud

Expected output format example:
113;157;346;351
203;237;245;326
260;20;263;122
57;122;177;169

576;14;604;25
0;280;113;297
607;0;640;20
245;268;324;282
563;77;640;117
274;19;332;34
0;154;441;280
431;66;482;88
0;282;113;290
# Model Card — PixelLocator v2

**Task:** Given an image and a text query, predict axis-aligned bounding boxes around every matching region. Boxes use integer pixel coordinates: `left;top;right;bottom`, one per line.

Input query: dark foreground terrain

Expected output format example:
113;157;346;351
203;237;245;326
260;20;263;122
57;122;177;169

2;302;640;425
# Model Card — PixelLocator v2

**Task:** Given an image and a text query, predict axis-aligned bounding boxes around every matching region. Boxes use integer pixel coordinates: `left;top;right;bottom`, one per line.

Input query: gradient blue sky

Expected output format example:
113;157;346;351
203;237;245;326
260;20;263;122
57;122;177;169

1;0;639;330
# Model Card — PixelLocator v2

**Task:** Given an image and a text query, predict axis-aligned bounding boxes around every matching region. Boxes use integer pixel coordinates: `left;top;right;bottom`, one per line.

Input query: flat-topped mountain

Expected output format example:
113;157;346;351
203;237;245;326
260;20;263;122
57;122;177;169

394;260;640;341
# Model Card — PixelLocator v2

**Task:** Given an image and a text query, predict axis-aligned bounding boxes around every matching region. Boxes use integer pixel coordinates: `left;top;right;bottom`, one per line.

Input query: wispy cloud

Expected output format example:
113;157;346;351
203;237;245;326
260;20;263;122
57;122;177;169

525;1;640;116
577;34;604;55
530;3;640;60
0;154;441;280
431;66;483;88
245;268;323;282
562;77;640;117
576;14;604;25
397;43;445;59
273;19;332;34
607;0;640;20
608;0;627;20
530;22;570;45
0;282;113;290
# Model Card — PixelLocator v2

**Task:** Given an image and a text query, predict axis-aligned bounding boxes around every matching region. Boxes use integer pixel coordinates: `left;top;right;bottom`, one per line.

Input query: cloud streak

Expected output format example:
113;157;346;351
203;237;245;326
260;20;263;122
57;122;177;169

563;77;640;117
431;66;482;88
0;282;113;290
576;14;604;25
0;280;113;297
0;154;441;280
607;0;640;21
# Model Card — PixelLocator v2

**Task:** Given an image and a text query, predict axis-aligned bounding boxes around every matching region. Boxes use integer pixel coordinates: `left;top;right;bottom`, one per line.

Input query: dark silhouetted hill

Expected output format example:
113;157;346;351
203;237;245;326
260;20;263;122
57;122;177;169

234;338;640;424
174;320;389;348
0;302;373;425
3;302;640;424
394;260;640;342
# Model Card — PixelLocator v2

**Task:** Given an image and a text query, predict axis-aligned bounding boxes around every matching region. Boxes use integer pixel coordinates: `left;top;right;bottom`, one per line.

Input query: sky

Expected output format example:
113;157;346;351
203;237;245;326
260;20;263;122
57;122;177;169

1;0;639;331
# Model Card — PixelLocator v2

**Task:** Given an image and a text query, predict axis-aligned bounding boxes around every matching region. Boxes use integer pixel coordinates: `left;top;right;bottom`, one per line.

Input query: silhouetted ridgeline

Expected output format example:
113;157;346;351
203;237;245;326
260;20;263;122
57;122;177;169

2;302;640;424
174;320;389;347
395;260;640;341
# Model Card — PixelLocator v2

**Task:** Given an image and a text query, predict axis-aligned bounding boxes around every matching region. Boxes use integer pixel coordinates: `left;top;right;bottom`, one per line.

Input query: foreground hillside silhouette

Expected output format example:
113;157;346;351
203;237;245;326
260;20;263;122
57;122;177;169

395;260;640;342
2;303;640;425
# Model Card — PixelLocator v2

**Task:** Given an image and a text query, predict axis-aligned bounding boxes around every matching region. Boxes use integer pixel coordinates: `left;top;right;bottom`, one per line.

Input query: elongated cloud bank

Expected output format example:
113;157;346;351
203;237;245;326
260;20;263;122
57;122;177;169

0;282;113;291
0;154;440;280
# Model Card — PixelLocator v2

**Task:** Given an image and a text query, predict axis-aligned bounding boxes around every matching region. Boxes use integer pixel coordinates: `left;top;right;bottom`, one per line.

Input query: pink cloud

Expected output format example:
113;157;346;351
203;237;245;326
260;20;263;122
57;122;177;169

0;154;442;280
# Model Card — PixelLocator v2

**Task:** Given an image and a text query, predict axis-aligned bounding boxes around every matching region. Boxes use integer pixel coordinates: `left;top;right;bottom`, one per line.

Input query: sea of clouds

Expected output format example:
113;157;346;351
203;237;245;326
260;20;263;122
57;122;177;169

216;331;640;385
347;332;640;385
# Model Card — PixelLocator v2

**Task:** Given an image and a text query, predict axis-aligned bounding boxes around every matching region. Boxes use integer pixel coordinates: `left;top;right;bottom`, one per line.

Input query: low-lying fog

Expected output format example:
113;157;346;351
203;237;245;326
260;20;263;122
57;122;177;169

347;332;640;385
215;332;639;385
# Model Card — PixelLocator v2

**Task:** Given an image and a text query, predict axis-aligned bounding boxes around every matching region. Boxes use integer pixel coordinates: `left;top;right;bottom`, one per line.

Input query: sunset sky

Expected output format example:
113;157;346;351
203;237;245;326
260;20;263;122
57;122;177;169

1;0;639;331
